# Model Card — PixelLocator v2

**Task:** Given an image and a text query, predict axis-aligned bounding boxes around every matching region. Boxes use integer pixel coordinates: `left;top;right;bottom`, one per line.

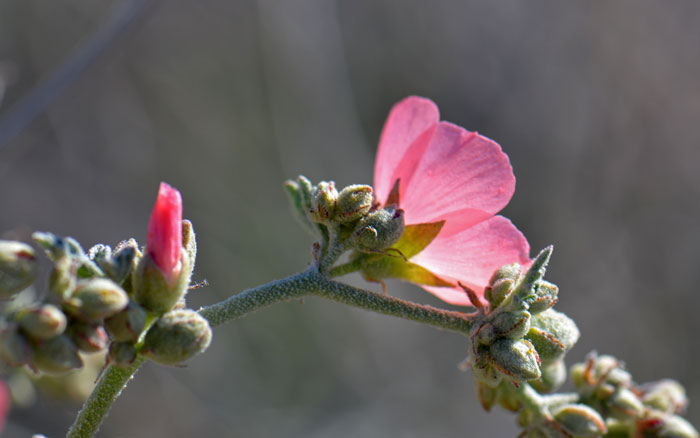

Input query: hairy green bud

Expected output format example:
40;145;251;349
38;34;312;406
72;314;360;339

31;334;83;374
530;359;566;393
104;301;148;342
17;304;67;341
642;380;688;415
637;412;699;438
309;181;338;224
65;278;129;322
68;321;109;353
49;256;77;300
141;309;212;365
336;185;373;223
108;341;138;367
133;251;192;314
0;326;32;366
0;240;39;298
491;310;532;340
526;309;579;364
552;404;607;438
351;206;405;252
489;338;541;382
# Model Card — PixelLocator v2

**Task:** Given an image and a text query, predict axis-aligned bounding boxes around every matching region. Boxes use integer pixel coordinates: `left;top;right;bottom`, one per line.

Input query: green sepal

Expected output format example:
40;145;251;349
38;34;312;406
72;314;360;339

393;221;444;259
359;256;453;287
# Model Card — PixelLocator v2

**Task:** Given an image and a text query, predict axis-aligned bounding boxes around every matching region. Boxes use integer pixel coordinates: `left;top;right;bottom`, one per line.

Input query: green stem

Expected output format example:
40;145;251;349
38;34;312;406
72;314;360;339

328;258;363;277
67;268;473;438
66;357;146;438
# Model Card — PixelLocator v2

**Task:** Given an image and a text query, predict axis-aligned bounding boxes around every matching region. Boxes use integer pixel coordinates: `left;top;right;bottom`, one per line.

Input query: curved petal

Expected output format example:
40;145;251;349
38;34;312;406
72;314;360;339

374;97;439;204
399;122;516;225
411;215;530;305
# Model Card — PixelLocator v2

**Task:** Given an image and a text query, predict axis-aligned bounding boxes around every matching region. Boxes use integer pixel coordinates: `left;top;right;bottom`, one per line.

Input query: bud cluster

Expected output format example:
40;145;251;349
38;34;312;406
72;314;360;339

469;247;580;414
285;176;405;257
1;215;212;377
567;353;698;438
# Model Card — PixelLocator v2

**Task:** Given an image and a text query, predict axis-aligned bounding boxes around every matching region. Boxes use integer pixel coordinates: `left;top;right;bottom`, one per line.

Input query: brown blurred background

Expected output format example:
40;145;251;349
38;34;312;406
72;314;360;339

1;0;699;436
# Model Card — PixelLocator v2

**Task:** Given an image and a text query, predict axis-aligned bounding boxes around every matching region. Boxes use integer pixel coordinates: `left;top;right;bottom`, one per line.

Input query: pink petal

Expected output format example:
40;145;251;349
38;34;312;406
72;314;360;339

411;215;530;305
374;97;439;205
399;122;515;225
147;182;183;283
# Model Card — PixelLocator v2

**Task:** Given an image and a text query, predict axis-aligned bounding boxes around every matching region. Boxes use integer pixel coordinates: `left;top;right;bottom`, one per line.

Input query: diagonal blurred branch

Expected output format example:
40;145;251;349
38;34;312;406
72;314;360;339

0;0;154;148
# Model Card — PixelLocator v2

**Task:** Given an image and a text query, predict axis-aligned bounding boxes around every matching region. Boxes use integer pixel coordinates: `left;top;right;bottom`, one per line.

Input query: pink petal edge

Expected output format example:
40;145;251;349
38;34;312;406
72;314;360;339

374;96;439;204
412;215;530;305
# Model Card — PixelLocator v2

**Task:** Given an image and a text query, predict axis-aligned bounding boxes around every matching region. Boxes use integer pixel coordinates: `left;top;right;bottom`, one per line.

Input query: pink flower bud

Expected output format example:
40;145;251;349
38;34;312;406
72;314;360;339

147;182;183;284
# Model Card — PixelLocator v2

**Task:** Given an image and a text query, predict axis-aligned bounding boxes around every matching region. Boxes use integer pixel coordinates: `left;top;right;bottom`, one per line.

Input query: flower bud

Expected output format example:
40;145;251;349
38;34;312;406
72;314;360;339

49;256;77;300
91;241;139;286
104;301;148;342
351;206;405;253
141;309;212;365
489;263;522;285
489;338;541;382
637;412;700;438
108;341;138;367
309;181;338;224
146;182;183;285
31;334;83;374
67;321;109;353
484;278;515;309
284;176;318;235
552;404;607;438
64;278;129;322
0;240;39;298
133;251;192;314
17;304;67;340
491;310;532;340
472;362;503;388
527;281;559;314
608;387;644;419
0;327;32;366
530;359;566;393
476;381;498;411
641;380;688;415
134;183;193;313
525;309;579;364
336;185;373;223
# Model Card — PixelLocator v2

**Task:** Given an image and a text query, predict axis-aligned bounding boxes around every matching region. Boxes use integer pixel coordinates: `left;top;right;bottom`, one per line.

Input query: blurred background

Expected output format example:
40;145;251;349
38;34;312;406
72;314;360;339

1;0;700;436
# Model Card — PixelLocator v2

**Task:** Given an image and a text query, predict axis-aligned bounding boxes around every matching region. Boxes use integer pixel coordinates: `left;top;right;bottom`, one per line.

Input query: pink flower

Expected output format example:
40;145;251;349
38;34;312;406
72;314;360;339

373;96;530;305
146;182;183;284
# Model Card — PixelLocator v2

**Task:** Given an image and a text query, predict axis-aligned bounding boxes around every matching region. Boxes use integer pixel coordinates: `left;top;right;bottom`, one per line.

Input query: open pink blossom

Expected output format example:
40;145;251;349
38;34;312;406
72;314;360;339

146;182;183;284
374;96;530;305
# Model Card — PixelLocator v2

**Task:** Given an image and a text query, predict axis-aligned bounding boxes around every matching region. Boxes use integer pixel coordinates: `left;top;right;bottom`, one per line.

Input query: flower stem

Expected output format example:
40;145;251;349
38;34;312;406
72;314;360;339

67;268;473;438
328;258;363;277
199;268;474;334
65;357;146;438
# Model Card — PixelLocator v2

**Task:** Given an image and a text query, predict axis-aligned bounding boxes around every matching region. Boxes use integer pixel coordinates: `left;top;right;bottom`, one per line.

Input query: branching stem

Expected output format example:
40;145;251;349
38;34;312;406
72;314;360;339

66;268;474;438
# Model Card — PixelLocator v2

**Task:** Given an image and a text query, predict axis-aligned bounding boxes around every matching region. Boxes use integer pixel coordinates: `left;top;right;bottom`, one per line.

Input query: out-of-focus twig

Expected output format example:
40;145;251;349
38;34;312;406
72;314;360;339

0;0;154;148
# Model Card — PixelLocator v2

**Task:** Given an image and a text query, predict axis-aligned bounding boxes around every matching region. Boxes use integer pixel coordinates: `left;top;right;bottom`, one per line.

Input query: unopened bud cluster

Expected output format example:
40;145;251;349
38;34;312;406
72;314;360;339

567;353;698;438
469;247;580;413
285;176;405;255
0;219;211;376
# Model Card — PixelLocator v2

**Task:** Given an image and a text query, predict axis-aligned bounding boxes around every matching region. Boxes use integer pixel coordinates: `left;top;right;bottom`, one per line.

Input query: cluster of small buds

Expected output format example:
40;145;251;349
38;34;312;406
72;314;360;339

1;233;127;374
568;353;698;438
468;247;580;414
0;183;212;380
285;176;405;256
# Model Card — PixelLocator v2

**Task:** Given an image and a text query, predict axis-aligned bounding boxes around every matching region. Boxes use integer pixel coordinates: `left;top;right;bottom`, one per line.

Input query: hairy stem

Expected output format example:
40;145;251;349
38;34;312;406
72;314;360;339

65;357;146;438
67;268;473;438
